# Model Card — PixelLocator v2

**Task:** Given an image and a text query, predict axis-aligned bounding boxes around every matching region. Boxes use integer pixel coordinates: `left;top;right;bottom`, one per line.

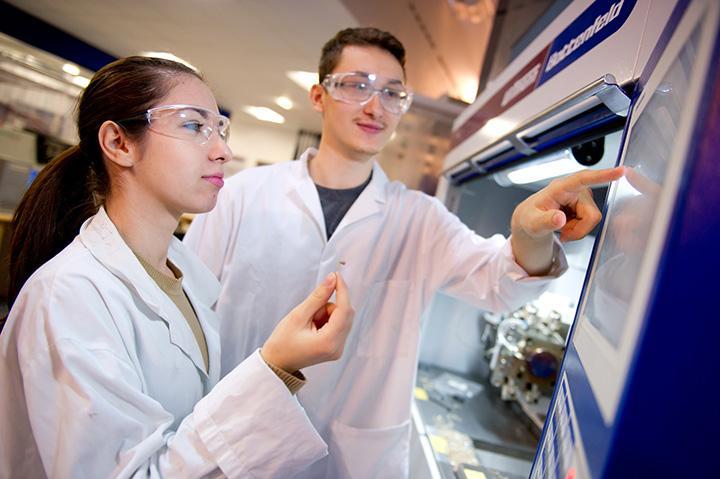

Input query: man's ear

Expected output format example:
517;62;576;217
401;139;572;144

98;120;136;168
310;84;325;114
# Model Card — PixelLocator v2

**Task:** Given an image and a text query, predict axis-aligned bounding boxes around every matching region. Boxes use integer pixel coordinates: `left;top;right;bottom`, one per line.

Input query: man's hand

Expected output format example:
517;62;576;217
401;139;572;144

510;167;625;275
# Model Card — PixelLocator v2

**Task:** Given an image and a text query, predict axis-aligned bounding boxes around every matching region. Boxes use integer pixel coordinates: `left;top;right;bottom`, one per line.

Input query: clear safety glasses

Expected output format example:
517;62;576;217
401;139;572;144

322;72;413;115
120;104;230;145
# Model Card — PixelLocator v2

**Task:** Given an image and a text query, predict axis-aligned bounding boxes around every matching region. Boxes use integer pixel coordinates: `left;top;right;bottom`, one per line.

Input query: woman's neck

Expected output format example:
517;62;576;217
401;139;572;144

104;192;178;276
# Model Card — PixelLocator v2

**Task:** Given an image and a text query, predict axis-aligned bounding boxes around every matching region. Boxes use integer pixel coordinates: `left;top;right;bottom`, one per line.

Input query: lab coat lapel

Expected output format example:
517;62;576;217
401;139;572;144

168;239;222;386
79;207;212;379
332;161;388;236
183;291;220;386
287;148;327;242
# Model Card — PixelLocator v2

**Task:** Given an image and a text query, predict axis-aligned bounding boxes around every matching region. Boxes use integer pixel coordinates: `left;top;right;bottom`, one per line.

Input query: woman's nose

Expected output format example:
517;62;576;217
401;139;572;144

208;133;232;163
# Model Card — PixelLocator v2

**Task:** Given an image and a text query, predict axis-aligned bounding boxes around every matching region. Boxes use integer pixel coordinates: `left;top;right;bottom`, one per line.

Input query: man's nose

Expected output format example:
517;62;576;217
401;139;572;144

363;90;384;117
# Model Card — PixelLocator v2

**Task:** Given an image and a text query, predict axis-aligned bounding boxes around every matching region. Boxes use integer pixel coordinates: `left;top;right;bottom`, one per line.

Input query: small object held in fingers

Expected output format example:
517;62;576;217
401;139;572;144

560;205;577;222
313;317;329;330
313;307;330;330
337;260;346;268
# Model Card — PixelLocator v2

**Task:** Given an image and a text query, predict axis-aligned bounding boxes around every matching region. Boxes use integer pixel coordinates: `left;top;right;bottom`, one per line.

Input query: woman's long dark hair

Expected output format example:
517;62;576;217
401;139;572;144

6;56;202;311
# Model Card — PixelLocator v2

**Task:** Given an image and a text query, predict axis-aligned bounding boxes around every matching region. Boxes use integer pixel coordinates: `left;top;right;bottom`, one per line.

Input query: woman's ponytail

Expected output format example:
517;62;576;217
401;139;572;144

7;145;99;307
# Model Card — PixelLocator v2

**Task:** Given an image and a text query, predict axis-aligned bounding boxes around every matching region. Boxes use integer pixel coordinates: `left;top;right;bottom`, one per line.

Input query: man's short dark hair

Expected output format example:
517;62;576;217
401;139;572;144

319;27;406;82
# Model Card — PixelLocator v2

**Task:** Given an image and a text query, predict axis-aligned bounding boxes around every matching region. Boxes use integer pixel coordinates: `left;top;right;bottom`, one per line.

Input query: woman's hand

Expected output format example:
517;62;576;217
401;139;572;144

261;272;354;372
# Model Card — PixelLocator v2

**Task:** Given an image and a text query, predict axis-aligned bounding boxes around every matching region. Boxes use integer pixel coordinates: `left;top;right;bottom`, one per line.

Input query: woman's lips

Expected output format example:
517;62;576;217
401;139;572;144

203;175;224;188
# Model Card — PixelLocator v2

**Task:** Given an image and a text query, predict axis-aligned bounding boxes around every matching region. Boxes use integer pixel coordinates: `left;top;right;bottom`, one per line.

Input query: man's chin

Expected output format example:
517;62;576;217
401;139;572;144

355;141;386;157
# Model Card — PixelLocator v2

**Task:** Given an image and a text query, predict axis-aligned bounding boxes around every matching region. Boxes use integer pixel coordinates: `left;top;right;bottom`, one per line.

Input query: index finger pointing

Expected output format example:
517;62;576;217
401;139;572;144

559;166;625;193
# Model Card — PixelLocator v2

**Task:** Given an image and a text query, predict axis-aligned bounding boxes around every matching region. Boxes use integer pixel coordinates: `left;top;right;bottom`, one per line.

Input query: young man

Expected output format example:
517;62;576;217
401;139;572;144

185;28;623;478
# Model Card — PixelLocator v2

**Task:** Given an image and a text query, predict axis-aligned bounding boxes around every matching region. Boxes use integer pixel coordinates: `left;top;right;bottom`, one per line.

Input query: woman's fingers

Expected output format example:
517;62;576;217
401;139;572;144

316;274;354;359
291;273;337;324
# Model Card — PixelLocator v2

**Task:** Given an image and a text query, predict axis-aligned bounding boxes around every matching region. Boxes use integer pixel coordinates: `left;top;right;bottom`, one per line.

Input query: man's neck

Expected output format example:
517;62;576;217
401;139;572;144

309;142;374;189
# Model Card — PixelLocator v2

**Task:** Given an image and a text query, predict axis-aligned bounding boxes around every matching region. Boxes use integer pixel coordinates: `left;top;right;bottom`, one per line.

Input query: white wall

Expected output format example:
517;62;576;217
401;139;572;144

226;119;298;175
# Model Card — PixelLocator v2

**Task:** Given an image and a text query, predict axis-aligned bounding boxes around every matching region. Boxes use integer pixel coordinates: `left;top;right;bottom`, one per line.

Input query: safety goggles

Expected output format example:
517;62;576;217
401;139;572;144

322;72;413;114
120;104;230;145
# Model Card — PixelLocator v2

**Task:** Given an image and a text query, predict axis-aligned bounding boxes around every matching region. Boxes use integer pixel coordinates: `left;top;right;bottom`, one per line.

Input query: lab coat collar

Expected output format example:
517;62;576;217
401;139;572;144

290;148;389;240
79;207;220;384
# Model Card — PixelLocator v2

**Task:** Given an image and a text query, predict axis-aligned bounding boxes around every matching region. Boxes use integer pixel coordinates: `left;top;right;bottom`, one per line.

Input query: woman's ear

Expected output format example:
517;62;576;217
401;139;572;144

310;84;325;114
98;120;136;168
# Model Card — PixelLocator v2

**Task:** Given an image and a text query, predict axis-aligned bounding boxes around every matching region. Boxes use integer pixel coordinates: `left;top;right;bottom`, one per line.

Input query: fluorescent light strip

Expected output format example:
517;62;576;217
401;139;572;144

275;96;293;110
71;75;90;88
287;70;318;91
507;155;586;185
242;106;285;124
62;63;80;76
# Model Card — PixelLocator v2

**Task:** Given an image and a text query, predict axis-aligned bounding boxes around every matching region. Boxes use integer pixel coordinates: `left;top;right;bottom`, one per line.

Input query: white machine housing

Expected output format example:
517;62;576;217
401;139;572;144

439;0;678;201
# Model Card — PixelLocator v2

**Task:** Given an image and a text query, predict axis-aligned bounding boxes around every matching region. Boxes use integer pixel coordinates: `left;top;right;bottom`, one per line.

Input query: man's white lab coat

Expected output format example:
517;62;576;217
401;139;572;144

184;148;566;478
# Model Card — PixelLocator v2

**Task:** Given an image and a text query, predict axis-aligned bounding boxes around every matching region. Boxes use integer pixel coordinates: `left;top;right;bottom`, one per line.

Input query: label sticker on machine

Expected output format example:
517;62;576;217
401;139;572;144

452;0;637;147
538;0;637;85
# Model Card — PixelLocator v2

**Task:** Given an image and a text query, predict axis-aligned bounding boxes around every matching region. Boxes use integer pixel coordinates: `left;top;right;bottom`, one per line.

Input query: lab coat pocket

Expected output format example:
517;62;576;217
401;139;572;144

330;419;411;479
356;280;416;358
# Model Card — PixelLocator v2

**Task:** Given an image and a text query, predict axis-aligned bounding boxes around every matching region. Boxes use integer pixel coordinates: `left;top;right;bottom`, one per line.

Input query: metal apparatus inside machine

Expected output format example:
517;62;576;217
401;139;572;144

483;301;569;426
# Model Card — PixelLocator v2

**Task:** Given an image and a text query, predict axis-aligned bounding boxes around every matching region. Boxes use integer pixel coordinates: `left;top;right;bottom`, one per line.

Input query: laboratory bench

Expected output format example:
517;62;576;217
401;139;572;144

411;363;541;479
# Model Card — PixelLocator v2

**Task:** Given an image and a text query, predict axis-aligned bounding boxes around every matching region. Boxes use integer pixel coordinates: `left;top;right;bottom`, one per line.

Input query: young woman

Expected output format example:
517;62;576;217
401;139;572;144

0;56;353;478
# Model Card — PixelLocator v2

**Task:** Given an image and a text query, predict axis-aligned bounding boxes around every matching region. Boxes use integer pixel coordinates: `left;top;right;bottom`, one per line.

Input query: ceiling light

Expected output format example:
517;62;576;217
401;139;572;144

275;96;294;110
71;75;91;88
505;151;586;185
62;63;80;76
242;106;285;124
457;76;479;104
447;0;496;24
139;51;198;72
287;70;318;91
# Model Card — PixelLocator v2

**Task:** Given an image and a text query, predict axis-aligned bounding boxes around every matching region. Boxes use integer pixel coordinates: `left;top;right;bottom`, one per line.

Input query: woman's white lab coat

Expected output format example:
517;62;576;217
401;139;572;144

0;207;327;478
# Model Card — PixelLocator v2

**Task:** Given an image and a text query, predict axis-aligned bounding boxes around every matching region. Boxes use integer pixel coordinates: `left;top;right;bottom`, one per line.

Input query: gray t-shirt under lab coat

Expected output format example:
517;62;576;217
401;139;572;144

315;173;372;239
